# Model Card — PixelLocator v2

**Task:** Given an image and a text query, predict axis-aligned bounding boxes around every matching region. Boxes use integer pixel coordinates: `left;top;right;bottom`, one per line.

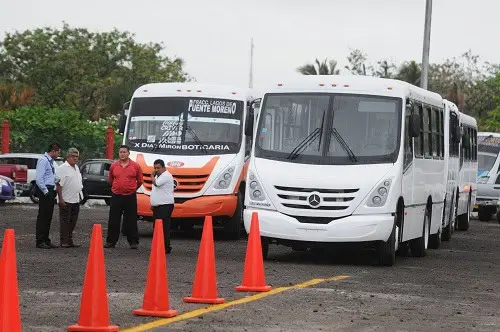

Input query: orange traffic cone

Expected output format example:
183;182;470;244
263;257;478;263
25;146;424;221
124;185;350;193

68;224;118;332
236;212;272;292
0;229;22;332
184;216;225;304
134;219;178;318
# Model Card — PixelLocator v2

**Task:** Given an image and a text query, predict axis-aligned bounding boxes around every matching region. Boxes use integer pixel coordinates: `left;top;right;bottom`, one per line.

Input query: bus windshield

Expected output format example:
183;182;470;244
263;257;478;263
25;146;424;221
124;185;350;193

255;93;402;164
126;97;244;155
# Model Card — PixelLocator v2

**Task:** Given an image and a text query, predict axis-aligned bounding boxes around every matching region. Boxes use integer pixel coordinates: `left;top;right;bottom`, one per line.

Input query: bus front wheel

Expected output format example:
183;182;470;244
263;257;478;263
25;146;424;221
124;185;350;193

223;191;243;240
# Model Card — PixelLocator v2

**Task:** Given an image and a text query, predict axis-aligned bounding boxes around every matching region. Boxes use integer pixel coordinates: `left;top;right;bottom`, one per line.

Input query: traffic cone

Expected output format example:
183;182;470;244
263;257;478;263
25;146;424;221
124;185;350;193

68;224;118;332
236;212;272;292
0;229;22;332
184;216;225;304
134;219;178;318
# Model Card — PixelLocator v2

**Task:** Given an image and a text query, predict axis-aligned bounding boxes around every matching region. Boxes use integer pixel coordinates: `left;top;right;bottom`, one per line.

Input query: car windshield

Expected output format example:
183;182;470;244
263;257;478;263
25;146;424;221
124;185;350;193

255;93;402;164
126;97;244;155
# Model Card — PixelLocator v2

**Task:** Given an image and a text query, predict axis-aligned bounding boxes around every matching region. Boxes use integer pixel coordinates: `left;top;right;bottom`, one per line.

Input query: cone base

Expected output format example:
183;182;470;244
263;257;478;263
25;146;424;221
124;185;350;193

236;285;272;292
183;296;225;304
68;324;119;332
133;308;179;318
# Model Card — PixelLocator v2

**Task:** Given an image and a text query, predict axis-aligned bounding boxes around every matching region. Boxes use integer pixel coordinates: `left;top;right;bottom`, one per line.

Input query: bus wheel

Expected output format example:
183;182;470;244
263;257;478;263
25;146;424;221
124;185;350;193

377;217;397;266
428;226;441;249
477;207;491;222
223;191;243;240
410;206;430;257
262;237;270;260
442;197;454;241
457;198;470;231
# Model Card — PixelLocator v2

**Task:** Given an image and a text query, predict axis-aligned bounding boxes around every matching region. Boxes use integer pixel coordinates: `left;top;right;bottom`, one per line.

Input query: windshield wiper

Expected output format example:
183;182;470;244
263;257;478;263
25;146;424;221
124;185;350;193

186;126;208;154
331;128;357;162
286;127;322;160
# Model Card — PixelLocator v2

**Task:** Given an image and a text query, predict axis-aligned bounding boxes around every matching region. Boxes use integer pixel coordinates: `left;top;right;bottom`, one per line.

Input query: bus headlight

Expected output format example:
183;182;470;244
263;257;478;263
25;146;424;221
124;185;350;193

214;166;234;190
367;178;392;207
247;171;266;201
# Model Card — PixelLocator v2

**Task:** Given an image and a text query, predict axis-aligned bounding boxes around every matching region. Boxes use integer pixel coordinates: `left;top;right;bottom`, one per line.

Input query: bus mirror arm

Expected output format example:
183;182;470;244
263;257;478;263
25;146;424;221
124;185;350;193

245;108;254;136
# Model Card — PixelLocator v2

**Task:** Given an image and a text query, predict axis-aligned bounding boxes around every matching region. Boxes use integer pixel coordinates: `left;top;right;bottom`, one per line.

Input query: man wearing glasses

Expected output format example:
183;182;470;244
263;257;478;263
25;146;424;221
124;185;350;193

55;148;83;248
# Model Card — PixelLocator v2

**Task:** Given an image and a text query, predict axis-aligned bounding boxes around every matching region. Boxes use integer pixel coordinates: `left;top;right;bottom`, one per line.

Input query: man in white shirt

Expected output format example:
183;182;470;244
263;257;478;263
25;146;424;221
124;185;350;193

55;148;83;248
150;159;175;254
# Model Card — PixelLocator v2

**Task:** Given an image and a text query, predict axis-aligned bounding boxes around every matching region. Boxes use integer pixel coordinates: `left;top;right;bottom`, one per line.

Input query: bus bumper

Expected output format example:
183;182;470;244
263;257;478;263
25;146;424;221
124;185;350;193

137;193;238;220
243;209;394;243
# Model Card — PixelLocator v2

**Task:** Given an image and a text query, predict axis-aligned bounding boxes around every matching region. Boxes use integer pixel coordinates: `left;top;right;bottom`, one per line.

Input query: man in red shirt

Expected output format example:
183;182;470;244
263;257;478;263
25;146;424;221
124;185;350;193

104;145;143;249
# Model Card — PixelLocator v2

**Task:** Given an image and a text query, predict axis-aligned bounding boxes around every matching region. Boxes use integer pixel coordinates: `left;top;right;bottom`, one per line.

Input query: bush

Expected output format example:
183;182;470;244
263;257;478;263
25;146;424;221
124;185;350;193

0;107;123;161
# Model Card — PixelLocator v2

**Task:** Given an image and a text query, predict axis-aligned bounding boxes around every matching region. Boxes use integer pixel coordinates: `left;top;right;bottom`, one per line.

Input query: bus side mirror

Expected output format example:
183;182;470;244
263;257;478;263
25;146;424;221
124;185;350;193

245;108;254;137
118;114;127;134
462;134;471;149
118;101;130;134
409;113;421;138
452;126;461;143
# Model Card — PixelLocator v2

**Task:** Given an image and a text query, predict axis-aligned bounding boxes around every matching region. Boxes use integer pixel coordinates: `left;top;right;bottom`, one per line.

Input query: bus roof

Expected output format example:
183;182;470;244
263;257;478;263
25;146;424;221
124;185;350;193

131;82;256;101
258;75;444;108
458;112;477;128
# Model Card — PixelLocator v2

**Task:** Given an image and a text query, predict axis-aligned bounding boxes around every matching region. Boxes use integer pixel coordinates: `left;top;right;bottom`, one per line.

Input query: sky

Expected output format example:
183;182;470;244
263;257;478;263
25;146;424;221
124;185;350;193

1;0;498;88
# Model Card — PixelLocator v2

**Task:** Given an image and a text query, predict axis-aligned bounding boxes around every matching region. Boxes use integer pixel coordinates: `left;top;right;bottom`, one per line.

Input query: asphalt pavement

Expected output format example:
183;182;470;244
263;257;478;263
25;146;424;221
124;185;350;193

1;200;499;331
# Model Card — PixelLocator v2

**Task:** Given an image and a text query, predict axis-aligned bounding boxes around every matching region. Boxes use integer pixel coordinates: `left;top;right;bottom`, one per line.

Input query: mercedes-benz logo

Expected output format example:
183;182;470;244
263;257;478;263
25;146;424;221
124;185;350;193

173;179;178;190
308;193;321;208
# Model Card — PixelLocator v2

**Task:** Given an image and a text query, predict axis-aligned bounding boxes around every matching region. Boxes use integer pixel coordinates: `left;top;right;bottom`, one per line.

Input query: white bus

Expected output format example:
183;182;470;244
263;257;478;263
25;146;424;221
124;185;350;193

456;112;478;230
244;75;447;266
119;83;258;239
440;100;461;241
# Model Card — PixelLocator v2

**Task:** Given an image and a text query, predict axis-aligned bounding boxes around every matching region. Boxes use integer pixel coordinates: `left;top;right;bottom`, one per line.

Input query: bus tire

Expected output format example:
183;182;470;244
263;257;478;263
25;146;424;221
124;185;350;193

477;207;491;222
377;216;397;266
457;197;470;231
262;237;270;260
442;196;455;241
410;205;430;257
223;191;243;240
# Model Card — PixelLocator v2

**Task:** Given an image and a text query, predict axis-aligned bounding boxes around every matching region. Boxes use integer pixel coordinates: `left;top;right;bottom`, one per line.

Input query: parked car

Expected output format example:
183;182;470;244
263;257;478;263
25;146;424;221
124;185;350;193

80;159;114;205
0;161;28;196
0;175;16;203
0;153;64;203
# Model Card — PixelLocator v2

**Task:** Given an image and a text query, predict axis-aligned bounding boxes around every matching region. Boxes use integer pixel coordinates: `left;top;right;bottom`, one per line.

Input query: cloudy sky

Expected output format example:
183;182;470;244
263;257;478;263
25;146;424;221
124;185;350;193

1;0;498;88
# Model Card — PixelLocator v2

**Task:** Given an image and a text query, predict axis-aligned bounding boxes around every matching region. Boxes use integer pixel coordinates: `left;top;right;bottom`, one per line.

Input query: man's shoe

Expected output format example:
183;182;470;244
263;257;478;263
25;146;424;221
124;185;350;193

36;243;52;249
104;242;116;248
46;242;59;248
61;243;81;248
130;243;138;250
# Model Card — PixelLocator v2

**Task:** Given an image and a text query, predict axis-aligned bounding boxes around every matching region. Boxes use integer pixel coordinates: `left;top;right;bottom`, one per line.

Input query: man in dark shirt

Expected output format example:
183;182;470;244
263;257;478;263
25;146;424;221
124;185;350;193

104;145;143;249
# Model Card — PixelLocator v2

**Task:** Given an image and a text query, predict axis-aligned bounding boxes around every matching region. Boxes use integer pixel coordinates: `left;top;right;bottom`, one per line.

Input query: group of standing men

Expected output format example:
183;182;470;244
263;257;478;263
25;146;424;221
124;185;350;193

35;143;175;253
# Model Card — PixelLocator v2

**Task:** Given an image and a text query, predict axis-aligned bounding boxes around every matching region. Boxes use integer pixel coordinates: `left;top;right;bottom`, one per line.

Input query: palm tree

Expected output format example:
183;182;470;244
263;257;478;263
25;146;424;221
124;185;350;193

297;58;340;75
395;61;421;86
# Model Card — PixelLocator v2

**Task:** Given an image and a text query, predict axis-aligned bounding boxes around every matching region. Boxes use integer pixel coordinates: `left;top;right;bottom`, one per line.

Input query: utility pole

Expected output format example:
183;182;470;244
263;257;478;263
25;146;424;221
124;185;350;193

421;0;432;90
249;38;254;88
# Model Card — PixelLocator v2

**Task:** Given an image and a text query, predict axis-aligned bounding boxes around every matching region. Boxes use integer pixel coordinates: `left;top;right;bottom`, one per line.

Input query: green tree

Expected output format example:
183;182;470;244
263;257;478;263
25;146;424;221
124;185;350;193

1;106;122;160
395;61;421;86
0;23;190;120
297;58;340;75
344;49;371;75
